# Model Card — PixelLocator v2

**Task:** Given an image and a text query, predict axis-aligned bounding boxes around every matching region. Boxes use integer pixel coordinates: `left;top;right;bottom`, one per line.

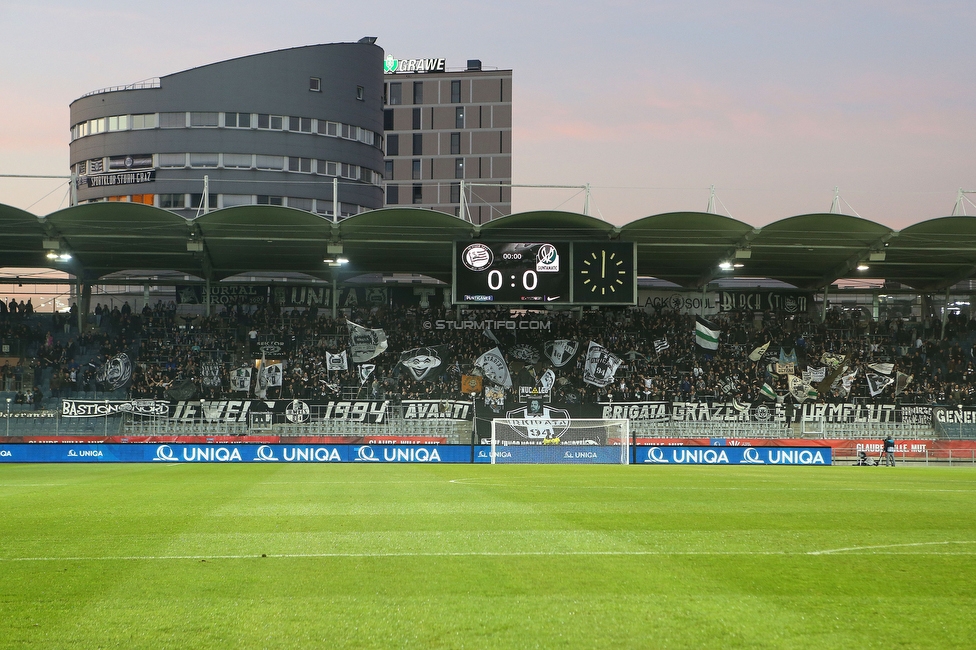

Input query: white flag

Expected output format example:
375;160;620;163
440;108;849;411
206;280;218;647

867;362;894;376
583;341;622;388
538;368;556;394
475;347;512;389
346;321;388;363
327;350;348;371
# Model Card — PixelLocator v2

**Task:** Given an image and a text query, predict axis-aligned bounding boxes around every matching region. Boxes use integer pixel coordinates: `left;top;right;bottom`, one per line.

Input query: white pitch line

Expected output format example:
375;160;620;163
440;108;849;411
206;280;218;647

4;547;976;562
807;540;976;555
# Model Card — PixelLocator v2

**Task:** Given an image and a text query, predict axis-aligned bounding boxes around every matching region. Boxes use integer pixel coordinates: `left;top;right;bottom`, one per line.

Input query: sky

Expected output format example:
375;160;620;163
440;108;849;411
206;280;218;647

0;0;974;230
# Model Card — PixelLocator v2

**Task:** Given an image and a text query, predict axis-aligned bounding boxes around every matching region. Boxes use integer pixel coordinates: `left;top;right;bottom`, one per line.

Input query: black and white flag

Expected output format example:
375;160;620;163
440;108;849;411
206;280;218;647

509;344;541;365
326;351;348;371
266;362;283;387
866;372;894;397
582;341;622;388
359;363;376;385
230;367;252;392
475;347;513;389
95;352;133;390
346;321;388;363
201;362;222;388
653;338;669;354
544;339;580;368
399;345;449;382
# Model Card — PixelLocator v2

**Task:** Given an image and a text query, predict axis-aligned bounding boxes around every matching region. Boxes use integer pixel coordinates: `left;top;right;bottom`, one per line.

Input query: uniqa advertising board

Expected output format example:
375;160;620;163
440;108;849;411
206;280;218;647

1;444;830;465
639;446;831;465
0;444;470;464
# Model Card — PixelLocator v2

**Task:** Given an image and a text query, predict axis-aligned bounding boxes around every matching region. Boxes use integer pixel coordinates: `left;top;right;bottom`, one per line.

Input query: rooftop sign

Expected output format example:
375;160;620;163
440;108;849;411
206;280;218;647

384;55;446;74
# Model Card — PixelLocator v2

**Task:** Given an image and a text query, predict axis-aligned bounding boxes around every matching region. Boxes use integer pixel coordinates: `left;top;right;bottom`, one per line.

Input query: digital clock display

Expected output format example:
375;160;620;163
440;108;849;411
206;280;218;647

453;242;571;304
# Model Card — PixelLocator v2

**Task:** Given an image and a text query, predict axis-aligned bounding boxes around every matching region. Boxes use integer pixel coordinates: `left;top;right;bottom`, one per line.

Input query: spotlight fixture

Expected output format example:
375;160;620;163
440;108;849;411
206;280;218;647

719;261;733;271
856;264;869;271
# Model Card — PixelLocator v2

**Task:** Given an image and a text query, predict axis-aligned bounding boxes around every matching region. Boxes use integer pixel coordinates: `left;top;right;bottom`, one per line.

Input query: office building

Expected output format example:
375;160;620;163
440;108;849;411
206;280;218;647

68;41;385;219
382;57;512;222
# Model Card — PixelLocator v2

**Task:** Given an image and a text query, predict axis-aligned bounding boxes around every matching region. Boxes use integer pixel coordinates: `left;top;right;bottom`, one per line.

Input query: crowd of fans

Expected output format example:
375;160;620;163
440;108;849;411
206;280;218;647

3;295;976;408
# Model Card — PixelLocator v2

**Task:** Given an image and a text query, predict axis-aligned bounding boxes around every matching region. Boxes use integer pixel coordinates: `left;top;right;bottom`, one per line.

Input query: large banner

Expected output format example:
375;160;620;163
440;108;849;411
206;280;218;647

61;400;170;418
61;399;390;424
717;291;813;314
401;400;474;421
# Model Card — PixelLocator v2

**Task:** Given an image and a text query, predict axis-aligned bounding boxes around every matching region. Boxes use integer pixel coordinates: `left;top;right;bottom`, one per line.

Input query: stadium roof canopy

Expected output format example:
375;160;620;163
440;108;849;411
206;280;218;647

1;202;974;292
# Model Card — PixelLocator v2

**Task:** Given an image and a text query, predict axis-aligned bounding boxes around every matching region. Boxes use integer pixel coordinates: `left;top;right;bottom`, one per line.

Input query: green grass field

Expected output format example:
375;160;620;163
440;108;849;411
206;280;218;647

1;464;974;649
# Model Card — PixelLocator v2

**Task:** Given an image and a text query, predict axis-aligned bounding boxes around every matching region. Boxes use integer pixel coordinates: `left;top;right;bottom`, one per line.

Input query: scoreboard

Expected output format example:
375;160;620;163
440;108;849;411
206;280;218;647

453;241;636;305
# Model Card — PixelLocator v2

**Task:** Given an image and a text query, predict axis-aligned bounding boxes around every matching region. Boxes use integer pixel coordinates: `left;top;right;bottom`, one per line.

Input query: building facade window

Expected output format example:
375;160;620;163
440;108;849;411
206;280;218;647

222;194;252;207
384;109;394;130
412;108;421;130
384;160;393;180
455;158;464;179
288;157;312;173
190;193;218;209
189;112;219;127
257;114;284;130
412;133;423;156
317;160;339;176
451;80;461;103
256;195;284;206
309;77;321;92
456;107;464;129
159;112;185;129
189;153;219;168
158;153;186;168
131;114;156;130
159;193;185;209
412;159;421;180
413;184;423;204
223;153;252;168
224;112;251;128
356;85;364;101
288;197;313;211
387;134;399;156
256;155;284;170
413;81;423;104
450;132;461;155
450;183;460;204
389;82;402;105
289;116;313;132
387;184;399;205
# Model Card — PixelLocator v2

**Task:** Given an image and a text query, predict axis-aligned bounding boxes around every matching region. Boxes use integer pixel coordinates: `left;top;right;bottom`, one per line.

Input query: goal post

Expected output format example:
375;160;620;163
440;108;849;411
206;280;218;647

489;418;630;464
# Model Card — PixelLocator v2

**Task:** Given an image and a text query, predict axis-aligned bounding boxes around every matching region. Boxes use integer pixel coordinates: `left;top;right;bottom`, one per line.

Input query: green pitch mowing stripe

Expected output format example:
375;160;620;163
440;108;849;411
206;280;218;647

0;464;974;649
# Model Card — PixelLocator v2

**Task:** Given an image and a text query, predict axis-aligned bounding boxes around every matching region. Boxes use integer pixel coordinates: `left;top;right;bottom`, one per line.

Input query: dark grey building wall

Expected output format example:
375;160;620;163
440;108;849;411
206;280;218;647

69;42;384;215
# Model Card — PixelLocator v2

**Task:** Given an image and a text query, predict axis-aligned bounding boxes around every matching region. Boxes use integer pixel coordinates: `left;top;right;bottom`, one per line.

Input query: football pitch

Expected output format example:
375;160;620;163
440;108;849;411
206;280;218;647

1;464;974;648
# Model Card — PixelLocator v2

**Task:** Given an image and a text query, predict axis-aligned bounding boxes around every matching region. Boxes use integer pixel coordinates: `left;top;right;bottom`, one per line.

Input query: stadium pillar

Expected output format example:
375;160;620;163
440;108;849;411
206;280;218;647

204;278;212;317
78;282;91;331
821;284;829;323
331;277;338;319
941;287;951;340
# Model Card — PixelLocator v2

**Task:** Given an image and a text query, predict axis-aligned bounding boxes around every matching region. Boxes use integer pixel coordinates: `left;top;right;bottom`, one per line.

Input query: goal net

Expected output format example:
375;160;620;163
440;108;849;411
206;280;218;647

489;418;630;464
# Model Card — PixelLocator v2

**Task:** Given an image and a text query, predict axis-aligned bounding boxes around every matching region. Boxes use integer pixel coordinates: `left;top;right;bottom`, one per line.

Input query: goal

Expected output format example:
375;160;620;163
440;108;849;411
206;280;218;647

489;418;630;464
